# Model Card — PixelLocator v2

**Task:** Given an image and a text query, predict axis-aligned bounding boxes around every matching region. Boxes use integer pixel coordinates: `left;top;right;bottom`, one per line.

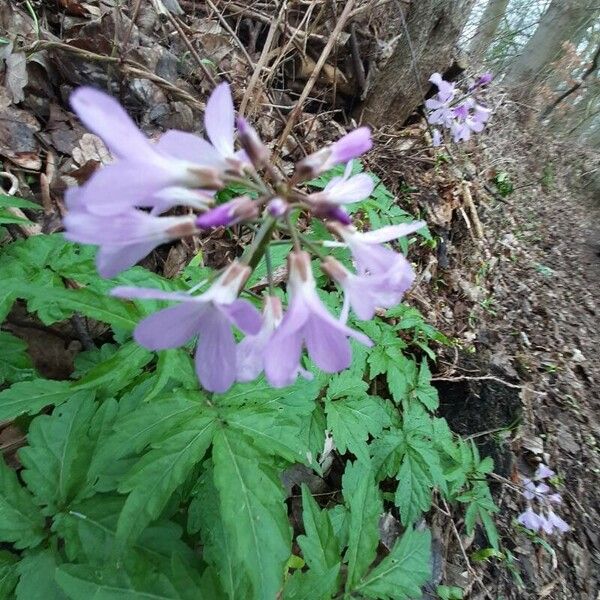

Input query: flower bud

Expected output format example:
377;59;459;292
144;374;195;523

267;197;287;218
237;117;270;169
195;196;258;229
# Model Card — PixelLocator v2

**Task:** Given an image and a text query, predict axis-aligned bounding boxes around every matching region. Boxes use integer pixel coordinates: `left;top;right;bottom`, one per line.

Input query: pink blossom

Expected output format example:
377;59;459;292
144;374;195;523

321;256;414;321
69;87;225;216
263;251;372;387
112;262;261;392
294;128;372;182
63;188;199;277
196;196;258;229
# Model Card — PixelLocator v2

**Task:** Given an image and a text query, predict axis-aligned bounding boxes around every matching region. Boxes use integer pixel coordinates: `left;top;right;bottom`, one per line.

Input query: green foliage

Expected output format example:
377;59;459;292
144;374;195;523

0;176;500;599
492;172;514;197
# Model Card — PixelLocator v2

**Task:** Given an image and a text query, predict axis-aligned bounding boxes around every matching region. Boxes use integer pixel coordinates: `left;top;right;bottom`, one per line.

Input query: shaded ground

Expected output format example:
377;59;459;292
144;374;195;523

433;125;600;598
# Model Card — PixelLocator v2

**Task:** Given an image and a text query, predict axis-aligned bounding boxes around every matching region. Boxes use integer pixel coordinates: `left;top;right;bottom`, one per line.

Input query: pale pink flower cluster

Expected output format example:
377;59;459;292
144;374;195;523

425;72;492;146
517;464;570;535
63;83;425;392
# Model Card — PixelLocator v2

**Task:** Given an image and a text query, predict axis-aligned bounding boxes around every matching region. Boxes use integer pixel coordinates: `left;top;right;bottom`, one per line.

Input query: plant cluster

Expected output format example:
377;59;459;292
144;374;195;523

0;84;502;599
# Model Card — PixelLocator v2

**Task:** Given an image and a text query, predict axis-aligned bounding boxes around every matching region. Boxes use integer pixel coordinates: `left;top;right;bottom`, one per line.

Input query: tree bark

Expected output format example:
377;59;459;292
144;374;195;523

468;0;509;65
357;0;475;128
503;0;598;100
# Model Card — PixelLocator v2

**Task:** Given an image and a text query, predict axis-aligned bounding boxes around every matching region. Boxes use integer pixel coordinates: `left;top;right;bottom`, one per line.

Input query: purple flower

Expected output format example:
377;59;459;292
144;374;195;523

196;196;258;229
476;72;493;87
429;73;455;103
548;493;562;504
112;262;261;392
236;116;270;169
535;464;555;480
294;128;372;182
321;256;414;321
542;510;570;534
63;188;199;277
308;162;374;206
69;87;224;216
263;251;372;387
432;129;442;147
266;197;287;218
236;295;313;384
327;222;425;277
517;507;544;532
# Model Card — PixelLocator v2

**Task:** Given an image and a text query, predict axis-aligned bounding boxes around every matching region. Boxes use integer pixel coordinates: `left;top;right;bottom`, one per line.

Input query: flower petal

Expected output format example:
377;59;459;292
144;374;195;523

264;327;304;388
70;87;156;163
205;82;235;157
96;242;158;278
221;299;262;335
195;309;237;392
155;130;223;167
356;222;426;243
78;163;175;215
134;302;207;350
111;286;197;303
322;173;375;204
304;315;352;372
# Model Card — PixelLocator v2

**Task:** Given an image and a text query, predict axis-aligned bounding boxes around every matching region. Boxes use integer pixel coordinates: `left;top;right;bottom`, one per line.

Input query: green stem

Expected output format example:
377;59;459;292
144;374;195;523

241;216;278;270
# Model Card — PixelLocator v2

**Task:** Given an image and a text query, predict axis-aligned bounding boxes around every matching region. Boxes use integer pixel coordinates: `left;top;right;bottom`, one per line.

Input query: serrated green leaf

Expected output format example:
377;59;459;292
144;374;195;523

395;453;433;525
326;371;369;399
19;394;97;513
414;360;439;411
72;342;152;398
25;286;141;329
387;355;418;404
55;564;178;599
212;428;291;599
16;550;67;600
55;494;192;566
190;468;250;599
0;379;82;421
0;550;19;597
352;528;431;599
325;395;391;462
342;461;382;590
0;456;45;549
283;564;340;600
116;411;216;545
298;485;340;579
0;331;35;385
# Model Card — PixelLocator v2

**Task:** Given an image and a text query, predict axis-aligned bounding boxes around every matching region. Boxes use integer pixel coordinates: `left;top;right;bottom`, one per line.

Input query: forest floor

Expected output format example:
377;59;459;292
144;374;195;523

447;128;600;599
1;1;599;598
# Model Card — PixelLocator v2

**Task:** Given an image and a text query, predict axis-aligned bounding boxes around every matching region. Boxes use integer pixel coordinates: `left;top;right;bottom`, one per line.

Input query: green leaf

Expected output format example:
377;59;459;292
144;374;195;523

395;452;434;525
342;460;382;590
26;287;141;329
55;495;192;566
0;456;45;549
116;411;216;545
19;394;97;513
0;331;35;385
284;564;340;600
325;394;392;462
190;469;250;599
0;193;42;210
387;354;418;404
212;428;291;599
414;360;439;411
0;379;82;421
297;485;340;579
72;341;152;398
0;550;19;598
352;528;431;599
55;564;179;599
326;371;369;399
16;550;67;600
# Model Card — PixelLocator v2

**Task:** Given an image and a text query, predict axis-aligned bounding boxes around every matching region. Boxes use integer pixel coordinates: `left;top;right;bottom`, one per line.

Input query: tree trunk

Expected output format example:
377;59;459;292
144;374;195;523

468;0;509;65
358;0;475;128
503;0;597;100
